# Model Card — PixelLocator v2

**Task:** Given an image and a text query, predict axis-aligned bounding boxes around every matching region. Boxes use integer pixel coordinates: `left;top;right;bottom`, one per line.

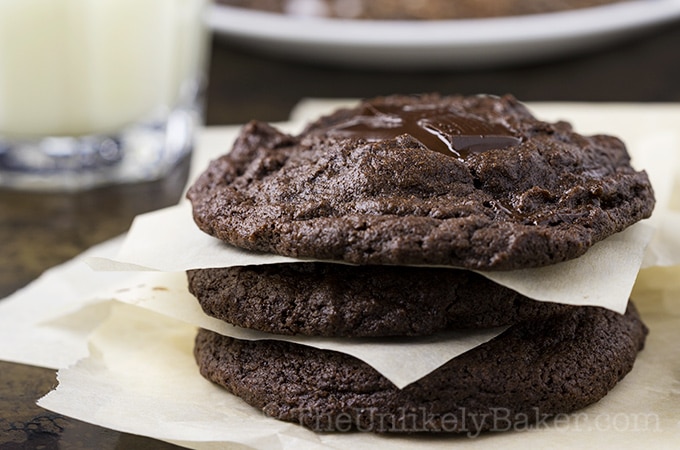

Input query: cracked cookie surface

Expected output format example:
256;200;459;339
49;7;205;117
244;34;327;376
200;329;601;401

187;94;654;270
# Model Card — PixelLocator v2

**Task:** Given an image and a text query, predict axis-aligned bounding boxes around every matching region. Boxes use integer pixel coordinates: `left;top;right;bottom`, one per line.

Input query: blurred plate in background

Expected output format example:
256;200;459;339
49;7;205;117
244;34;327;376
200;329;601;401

207;0;680;69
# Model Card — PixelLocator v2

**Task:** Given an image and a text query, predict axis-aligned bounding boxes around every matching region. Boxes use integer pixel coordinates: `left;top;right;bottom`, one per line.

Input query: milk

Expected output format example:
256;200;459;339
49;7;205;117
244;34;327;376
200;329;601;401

0;0;208;138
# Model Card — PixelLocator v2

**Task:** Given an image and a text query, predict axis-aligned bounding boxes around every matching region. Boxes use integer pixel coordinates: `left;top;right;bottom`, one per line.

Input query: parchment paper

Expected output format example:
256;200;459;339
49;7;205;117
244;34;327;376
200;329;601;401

38;266;680;449
87;204;653;314
93;271;505;388
0;237;123;369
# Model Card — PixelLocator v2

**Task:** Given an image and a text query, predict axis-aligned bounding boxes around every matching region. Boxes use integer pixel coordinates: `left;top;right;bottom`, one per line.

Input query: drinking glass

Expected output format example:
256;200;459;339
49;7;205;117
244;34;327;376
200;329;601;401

0;0;210;190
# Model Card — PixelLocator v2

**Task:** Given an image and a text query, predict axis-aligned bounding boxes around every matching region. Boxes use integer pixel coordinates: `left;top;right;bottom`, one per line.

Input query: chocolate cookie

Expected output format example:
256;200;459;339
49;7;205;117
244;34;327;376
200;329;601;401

194;302;647;434
187;263;573;337
187;94;654;270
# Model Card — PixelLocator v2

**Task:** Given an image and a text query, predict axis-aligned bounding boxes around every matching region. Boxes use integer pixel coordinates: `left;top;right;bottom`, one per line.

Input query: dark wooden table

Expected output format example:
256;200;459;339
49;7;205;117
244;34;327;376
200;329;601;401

2;20;680;449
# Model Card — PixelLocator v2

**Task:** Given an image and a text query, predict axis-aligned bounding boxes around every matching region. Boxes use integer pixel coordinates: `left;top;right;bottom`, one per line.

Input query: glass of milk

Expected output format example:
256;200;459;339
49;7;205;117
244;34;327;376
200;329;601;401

0;0;210;190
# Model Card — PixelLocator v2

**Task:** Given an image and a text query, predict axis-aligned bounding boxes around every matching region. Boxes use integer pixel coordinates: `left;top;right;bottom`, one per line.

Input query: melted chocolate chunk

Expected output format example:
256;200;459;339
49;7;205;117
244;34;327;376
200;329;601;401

323;103;521;158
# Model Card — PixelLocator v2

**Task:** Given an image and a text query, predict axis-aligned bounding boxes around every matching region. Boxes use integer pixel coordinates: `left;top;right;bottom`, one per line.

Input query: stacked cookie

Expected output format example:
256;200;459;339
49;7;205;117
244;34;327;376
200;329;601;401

186;94;654;434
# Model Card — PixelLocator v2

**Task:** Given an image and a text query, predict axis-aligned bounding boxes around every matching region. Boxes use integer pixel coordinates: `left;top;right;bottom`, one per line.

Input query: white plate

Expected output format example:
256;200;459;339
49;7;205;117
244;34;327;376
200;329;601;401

207;0;680;69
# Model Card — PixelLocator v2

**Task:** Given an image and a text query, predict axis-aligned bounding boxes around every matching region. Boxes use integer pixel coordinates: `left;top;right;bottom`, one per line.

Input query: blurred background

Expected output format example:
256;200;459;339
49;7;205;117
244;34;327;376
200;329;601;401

204;0;680;124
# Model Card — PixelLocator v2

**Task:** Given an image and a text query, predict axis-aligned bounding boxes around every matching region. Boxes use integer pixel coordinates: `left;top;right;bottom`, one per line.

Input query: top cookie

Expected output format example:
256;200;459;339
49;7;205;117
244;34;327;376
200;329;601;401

187;94;654;270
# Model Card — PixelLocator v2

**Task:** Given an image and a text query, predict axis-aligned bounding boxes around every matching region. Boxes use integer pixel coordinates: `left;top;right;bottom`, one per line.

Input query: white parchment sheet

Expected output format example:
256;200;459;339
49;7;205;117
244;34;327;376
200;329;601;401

0;237;123;369
90;270;505;389
89;203;653;315
38;266;680;449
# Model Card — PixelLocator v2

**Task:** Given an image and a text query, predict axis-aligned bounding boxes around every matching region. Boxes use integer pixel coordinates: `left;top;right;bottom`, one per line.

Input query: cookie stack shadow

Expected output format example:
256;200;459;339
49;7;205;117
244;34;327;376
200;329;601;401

185;94;654;435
